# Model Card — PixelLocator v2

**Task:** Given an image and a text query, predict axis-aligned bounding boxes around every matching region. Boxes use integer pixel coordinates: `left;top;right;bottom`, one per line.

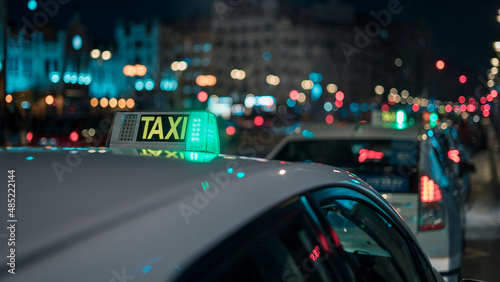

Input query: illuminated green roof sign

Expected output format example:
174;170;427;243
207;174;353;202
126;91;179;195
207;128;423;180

108;111;220;154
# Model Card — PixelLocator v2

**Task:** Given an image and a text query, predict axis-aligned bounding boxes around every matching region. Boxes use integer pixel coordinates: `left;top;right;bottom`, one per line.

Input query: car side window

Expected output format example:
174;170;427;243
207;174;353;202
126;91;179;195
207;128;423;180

319;198;421;281
177;199;338;282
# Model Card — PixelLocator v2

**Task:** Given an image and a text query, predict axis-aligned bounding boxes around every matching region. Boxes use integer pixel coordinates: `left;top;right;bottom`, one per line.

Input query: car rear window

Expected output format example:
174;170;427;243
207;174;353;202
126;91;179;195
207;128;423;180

273;139;418;169
273;139;419;193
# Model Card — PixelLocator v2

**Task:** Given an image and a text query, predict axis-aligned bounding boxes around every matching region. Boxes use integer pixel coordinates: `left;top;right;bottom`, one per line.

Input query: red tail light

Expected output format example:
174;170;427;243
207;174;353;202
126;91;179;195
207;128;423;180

419;175;444;231
420;175;442;202
447;149;460;163
358;149;384;163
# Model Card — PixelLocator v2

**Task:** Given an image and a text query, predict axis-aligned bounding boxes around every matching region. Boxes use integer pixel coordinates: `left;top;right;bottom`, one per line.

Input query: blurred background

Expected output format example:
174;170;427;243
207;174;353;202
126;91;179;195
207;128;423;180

0;0;499;279
0;0;498;153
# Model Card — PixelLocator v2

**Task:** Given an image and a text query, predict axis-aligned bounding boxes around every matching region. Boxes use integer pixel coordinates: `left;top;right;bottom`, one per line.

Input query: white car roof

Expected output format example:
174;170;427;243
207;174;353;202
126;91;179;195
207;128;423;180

0;147;375;281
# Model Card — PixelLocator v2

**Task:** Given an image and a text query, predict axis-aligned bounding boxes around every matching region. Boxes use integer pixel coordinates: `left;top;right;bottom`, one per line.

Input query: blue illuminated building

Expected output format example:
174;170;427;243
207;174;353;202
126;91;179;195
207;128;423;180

5;28;65;94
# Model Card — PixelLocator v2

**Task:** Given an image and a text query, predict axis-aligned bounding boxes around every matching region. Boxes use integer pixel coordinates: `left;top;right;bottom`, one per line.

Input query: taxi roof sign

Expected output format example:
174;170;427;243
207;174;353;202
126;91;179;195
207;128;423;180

108;111;220;154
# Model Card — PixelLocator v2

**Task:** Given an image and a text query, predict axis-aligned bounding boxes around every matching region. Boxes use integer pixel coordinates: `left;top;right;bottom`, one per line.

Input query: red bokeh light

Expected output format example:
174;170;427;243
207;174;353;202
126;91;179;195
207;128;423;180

197;91;208;102
335;91;345;101
335;100;343;108
412;104;420;112
26;131;33;142
69;131;79;142
325;115;334;124
445;105;452;113
289;90;299;101
381;104;389;112
487;94;493;102
483;110;490;117
480;97;487;104
491;90;498;98
226;126;236;136
458;96;465;104
436;60;445;70
459;75;467;84
358;149;384;163
448;149;460;164
460;104;467;112
254;116;264;126
467;105;476;112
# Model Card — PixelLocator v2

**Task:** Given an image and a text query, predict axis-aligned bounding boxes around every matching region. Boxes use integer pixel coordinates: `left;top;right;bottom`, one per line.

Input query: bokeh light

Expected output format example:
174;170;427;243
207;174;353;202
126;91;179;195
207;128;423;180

226;126;236;136
436;60;445;70
491;58;499;67
126;98;135;109
197;91;208;102
395;58;403;67
327;83;338;93
101;51;112;60
91;49;101;59
298;92;306;103
109;98;118;108
325;115;334;124
118;98;127;109
254;116;264;126
69;131;79;142
45;95;54;105
324;102;333;112
374;85;384;95
335;91;345;101
100;98;109;108
301;80;313;90
289;90;299;101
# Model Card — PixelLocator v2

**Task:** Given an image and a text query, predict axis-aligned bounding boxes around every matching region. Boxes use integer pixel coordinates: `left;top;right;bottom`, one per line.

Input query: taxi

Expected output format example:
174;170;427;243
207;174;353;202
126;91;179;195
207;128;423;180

0;111;443;281
267;111;467;281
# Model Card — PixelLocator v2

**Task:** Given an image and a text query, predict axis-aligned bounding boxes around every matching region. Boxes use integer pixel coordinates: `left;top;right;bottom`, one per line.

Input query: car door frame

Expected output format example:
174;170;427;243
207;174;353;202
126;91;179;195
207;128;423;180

175;195;355;281
304;182;439;281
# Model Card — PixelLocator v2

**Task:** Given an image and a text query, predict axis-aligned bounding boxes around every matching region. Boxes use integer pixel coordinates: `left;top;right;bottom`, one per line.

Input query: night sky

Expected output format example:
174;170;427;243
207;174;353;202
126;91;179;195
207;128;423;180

6;0;500;72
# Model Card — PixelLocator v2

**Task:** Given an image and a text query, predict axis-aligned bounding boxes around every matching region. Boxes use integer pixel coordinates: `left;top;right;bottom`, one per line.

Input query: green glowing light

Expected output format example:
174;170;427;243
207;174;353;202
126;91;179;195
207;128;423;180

429;112;438;128
202;181;209;190
186;112;220;154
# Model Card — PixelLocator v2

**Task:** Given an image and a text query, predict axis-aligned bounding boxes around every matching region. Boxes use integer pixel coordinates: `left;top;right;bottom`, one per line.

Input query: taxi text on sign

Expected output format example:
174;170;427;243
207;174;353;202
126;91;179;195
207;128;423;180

136;114;189;142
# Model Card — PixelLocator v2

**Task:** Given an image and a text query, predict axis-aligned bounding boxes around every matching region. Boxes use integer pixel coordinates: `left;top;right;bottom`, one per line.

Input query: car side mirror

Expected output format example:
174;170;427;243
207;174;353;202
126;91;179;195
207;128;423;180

459;161;476;176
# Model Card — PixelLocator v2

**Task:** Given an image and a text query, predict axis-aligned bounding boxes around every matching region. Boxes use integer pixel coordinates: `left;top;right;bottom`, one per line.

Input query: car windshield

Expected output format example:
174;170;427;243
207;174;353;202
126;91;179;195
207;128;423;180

273;139;418;170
